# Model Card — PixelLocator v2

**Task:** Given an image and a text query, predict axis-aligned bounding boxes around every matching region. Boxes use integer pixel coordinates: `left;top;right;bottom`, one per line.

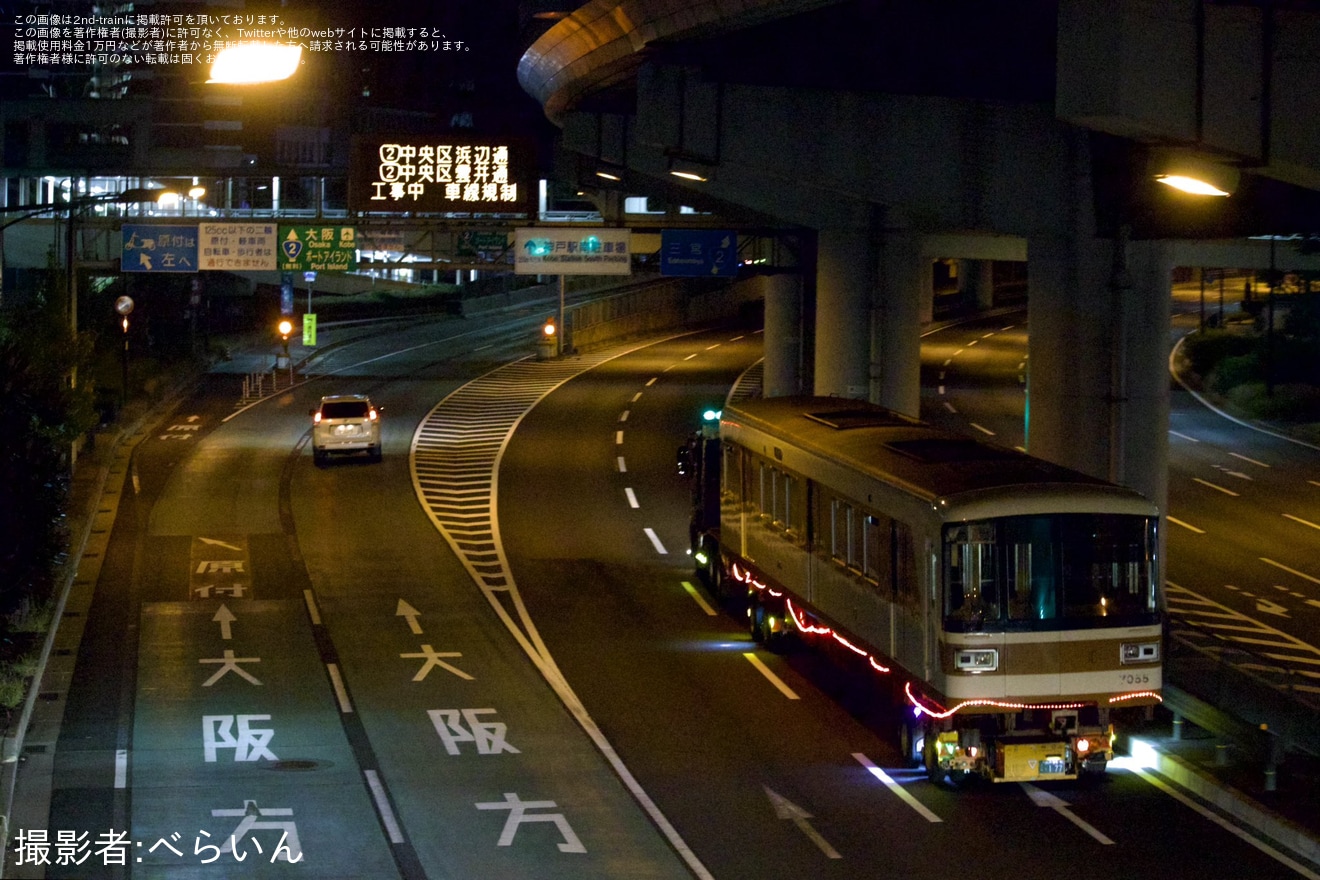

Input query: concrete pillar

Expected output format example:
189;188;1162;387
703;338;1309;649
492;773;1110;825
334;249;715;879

763;273;803;397
1026;233;1171;516
959;258;997;310
871;226;924;417
814;228;872;400
918;257;935;324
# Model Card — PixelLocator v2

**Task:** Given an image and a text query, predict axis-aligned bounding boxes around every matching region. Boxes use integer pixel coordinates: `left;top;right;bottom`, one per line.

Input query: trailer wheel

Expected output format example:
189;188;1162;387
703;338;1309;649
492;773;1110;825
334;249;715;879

898;716;923;767
923;724;944;785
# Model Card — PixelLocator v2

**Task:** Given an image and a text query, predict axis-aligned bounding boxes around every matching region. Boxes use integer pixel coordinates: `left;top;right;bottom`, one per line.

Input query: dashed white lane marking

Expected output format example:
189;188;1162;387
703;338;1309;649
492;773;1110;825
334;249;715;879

938;385;945;395
681;581;717;616
365;770;406;844
942;358;952;367
327;663;353;713
943;402;957;413
683;353;698;360
615;430;624;445
617;456;627;473
1230;452;1270;468
1283;513;1320;531
1021;783;1113;845
1310;480;1320;488
1001;325;1015;331
981;332;995;339
619;410;630;422
1193;477;1239;497
625;488;640;509
743;653;799;699
853;753;941;823
966;340;979;346
1167;516;1206;534
705;343;721;350
1260;558;1320;586
646;377;658;386
729;335;745;341
303;589;322;625
1169;430;1199;443
970;423;995;436
631;392;643;402
643;528;668;554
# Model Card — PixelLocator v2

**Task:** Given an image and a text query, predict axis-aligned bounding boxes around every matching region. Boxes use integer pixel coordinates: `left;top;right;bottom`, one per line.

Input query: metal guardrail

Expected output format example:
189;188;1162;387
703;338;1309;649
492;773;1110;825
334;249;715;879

1166;614;1320;760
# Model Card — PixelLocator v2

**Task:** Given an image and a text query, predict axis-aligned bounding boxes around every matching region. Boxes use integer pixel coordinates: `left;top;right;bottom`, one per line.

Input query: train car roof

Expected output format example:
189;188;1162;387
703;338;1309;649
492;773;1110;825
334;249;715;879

721;396;1155;512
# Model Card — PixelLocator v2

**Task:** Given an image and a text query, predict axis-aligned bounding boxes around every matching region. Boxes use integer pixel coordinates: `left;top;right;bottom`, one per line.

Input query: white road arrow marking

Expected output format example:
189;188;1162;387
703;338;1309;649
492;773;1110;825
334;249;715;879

763;787;841;859
199;537;244;552
213;604;236;640
396;599;423;634
1021;783;1113;844
1256;597;1290;618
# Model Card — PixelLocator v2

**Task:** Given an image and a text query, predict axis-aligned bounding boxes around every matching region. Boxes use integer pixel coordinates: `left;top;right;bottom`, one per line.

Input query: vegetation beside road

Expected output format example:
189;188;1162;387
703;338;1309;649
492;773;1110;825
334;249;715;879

1179;290;1320;440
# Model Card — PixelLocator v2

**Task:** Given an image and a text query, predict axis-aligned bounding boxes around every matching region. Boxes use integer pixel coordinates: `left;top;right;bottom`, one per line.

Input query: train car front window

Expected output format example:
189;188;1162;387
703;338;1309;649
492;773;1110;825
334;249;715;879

944;514;1157;631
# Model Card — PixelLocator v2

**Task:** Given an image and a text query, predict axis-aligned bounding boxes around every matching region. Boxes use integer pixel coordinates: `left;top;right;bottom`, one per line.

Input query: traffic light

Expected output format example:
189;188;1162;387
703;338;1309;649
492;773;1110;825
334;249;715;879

542;316;556;338
278;319;293;341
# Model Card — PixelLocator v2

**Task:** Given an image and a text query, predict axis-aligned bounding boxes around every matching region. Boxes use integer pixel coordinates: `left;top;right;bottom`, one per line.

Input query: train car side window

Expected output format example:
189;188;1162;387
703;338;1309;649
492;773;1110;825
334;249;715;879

862;513;891;587
831;498;855;566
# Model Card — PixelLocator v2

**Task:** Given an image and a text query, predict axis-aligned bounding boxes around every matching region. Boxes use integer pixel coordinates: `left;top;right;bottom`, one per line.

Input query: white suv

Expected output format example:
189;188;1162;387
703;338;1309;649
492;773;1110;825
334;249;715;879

311;394;382;464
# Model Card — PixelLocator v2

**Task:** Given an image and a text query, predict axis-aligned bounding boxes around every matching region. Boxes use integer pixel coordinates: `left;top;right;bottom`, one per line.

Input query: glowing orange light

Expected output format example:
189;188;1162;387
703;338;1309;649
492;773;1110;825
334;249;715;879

905;682;1088;720
1108;691;1163;704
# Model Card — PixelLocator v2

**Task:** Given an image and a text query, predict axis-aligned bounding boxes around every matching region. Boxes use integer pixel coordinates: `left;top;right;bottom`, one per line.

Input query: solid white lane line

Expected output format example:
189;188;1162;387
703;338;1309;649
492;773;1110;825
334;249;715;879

1193;478;1239;497
619;410;630;422
853;753;942;823
970;423;996;436
625;488;640;508
1169;430;1199;443
114;750;128;789
617;456;627;473
743;653;799;699
681;581;718;616
943;402;957;413
644;528;668;554
1283;513;1320;531
1128;767;1320;879
327;663;353;713
1260;558;1320;586
1166;516;1206;534
303;589;322;625
1230;452;1270;468
646;377;658;386
365;770;406;844
1021;783;1113;845
616;430;624;445
631;392;643;402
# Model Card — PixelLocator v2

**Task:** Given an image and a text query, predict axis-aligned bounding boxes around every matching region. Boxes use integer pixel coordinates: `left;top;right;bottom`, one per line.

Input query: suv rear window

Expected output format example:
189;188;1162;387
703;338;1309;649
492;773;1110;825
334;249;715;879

322;401;369;419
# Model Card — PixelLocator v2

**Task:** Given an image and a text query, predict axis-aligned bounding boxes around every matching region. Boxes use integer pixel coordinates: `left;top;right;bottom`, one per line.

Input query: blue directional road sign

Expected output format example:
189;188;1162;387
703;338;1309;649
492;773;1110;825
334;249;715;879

122;224;199;273
660;229;737;277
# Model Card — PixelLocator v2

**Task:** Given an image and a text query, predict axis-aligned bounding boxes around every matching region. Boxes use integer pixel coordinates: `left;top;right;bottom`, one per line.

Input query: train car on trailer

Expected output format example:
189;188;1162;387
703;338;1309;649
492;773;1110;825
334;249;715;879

687;395;1162;785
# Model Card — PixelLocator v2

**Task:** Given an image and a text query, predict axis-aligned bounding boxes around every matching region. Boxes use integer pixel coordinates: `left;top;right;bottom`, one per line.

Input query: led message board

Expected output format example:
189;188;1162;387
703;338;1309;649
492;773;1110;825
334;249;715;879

350;137;533;214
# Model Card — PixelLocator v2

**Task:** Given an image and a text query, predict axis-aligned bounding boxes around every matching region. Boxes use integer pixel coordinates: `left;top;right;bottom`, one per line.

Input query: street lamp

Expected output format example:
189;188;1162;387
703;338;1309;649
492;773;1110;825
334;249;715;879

208;43;302;84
